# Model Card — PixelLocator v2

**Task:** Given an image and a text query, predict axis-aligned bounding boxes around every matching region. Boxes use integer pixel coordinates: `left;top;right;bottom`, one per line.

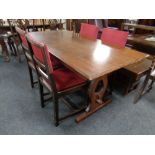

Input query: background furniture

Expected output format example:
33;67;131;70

115;59;152;95
121;23;155;100
0;19;65;62
66;19;88;31
0;34;10;61
134;56;155;103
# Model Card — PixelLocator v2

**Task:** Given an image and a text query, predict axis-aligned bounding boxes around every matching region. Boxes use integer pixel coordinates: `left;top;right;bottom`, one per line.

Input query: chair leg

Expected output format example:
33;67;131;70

28;66;34;88
11;42;18;56
8;40;15;56
53;98;59;126
9;37;21;62
39;82;45;108
147;79;154;92
16;46;22;63
134;73;151;104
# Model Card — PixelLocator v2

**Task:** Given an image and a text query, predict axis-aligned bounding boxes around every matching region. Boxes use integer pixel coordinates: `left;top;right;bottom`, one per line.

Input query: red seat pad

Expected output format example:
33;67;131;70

52;68;87;91
50;54;62;67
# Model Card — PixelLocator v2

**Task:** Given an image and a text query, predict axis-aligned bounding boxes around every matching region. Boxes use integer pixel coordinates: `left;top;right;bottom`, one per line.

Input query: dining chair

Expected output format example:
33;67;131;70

16;27;62;88
101;28;129;93
101;28;152;96
0;20;20;62
0;20;10;61
0;35;10;62
26;34;88;126
101;28;128;48
15;27;37;88
79;23;99;40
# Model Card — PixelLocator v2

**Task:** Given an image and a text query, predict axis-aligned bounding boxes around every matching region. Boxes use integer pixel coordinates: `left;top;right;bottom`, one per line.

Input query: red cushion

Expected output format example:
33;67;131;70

80;23;99;40
101;28;128;48
52;68;87;91
50;54;62;67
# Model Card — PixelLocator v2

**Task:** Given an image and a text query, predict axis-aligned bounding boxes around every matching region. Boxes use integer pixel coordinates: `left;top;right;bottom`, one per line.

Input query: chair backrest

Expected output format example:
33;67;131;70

26;34;57;92
15;26;28;49
26;34;56;93
79;23;99;40
101;28;128;48
26;34;54;75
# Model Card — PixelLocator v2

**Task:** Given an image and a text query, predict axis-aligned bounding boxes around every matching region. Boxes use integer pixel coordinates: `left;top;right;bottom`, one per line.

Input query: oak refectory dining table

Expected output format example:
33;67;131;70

29;30;148;123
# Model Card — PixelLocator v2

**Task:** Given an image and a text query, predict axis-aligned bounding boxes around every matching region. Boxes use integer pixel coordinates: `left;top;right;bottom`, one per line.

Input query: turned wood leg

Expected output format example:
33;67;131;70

39;82;45;108
54;97;59;127
76;75;111;123
28;66;34;88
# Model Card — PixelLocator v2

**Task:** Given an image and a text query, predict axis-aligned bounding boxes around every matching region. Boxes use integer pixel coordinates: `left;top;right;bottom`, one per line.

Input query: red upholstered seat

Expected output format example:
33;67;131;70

101;28;128;48
79;23;99;40
50;54;62;68
53;68;86;91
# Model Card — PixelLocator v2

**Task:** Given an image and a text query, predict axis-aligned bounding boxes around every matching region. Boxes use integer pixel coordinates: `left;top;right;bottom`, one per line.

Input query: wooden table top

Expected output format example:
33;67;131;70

29;30;148;80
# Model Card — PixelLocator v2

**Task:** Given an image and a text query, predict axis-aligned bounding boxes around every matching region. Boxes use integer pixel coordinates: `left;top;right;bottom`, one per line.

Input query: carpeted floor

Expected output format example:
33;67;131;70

0;55;155;135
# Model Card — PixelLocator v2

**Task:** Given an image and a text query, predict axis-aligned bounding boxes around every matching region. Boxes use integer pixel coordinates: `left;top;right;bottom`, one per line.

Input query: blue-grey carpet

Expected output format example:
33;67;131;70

0;56;155;135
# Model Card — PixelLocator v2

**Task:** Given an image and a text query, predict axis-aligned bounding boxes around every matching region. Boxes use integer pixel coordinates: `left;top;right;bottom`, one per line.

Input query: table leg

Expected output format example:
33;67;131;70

76;75;111;123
